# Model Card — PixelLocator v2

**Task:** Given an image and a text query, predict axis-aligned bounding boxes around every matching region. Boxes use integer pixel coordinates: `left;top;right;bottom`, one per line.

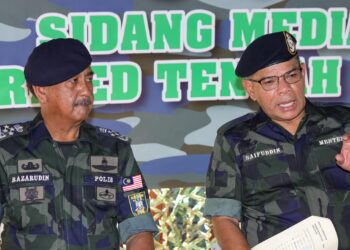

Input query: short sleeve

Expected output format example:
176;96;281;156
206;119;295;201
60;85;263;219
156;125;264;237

204;133;242;220
116;141;157;242
119;214;158;243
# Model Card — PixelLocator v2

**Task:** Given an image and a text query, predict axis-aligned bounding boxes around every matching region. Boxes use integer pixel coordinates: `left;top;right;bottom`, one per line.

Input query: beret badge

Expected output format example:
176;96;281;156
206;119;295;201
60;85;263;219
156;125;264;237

284;31;296;55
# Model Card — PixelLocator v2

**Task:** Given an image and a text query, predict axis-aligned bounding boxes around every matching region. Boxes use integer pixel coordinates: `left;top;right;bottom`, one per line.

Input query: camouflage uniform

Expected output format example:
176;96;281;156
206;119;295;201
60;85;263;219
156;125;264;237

0;115;158;250
204;100;350;250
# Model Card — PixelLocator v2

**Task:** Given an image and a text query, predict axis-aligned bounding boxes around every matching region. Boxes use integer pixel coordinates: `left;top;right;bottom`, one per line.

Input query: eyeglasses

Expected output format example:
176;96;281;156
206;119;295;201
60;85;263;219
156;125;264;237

247;67;303;91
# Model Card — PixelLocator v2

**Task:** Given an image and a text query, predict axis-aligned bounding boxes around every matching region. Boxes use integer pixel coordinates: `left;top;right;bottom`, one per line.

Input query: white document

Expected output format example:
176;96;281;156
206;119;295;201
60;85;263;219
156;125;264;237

252;216;338;250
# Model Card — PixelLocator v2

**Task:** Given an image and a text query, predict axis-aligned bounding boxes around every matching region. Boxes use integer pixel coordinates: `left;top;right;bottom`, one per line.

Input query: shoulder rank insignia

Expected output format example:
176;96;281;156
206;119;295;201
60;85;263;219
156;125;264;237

0;123;26;140
97;127;130;142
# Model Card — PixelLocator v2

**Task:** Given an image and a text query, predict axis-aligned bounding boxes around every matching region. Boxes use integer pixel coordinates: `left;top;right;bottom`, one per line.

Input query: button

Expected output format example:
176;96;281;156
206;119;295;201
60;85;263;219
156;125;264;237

58;221;64;235
87;224;96;234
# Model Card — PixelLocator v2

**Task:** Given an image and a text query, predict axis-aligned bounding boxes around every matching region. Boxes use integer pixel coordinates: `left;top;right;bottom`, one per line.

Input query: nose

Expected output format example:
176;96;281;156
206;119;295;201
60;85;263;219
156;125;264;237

276;76;292;94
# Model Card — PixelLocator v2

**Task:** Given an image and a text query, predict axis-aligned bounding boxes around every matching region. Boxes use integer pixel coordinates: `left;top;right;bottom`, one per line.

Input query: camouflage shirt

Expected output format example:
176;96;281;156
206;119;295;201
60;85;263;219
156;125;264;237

204;100;350;250
0;114;158;250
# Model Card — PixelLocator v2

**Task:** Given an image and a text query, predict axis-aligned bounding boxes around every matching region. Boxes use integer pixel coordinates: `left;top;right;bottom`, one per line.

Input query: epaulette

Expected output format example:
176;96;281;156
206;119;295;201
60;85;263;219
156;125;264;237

96;127;130;142
217;113;255;135
0;122;29;141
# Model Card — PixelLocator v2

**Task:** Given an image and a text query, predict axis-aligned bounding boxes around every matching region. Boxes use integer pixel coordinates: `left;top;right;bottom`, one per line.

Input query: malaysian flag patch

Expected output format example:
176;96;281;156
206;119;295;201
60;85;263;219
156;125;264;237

122;175;143;192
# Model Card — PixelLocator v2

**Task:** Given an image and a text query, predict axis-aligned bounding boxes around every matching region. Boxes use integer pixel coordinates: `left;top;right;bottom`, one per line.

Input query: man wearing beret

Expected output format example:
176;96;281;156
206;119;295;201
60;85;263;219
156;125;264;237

0;38;158;249
204;31;350;249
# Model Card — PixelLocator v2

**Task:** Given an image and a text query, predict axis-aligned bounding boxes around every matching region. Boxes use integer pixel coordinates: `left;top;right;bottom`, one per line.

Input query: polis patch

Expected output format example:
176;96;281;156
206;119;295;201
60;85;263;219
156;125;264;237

84;175;118;185
128;191;148;216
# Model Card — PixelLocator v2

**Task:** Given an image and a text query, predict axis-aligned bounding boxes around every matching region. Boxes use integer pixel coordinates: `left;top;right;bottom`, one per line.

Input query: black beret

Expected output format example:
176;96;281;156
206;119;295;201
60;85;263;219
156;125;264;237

235;31;297;77
24;38;92;86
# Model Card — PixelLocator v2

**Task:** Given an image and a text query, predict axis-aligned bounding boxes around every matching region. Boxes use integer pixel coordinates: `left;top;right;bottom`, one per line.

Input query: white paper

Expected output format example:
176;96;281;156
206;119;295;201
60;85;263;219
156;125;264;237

252;216;338;250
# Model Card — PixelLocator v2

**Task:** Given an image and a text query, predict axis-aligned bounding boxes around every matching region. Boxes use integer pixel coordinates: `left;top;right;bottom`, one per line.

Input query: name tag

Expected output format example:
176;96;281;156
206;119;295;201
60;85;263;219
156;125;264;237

11;174;51;185
243;147;283;162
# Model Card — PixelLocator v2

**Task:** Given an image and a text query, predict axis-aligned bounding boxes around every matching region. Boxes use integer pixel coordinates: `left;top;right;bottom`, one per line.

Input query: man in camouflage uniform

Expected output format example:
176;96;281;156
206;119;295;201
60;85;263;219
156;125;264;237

0;38;158;249
204;31;350;250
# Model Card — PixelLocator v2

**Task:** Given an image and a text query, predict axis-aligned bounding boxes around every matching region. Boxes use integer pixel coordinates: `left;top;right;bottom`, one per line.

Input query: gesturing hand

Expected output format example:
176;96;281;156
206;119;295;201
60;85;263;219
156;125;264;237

336;134;350;171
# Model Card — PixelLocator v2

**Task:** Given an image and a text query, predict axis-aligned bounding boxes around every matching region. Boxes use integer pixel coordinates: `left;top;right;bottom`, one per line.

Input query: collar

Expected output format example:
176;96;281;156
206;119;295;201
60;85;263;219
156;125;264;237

29;113;98;147
253;98;325;139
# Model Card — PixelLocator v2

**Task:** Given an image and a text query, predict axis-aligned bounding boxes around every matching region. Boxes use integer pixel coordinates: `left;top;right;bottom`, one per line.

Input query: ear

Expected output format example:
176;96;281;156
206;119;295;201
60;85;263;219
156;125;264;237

243;79;257;101
32;86;48;103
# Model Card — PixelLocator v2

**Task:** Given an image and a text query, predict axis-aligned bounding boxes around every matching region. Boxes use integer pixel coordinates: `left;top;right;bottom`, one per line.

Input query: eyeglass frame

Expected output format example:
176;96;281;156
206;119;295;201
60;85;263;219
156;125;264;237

246;66;303;91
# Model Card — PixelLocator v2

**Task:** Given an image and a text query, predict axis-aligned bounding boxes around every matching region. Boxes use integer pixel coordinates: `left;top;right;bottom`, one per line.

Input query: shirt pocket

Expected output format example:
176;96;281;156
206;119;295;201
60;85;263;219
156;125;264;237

242;153;296;208
84;184;119;208
310;136;350;191
83;174;120;207
309;135;350;207
6;184;55;235
83;174;120;235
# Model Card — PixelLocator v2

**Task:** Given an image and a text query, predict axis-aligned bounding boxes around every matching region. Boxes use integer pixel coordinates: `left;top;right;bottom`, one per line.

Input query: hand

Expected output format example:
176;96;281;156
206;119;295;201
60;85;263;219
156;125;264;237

335;134;350;171
126;232;155;250
212;216;250;250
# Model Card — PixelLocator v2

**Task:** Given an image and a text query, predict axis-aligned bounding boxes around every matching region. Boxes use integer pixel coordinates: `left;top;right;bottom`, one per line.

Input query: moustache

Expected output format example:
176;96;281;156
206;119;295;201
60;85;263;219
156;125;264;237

74;98;92;107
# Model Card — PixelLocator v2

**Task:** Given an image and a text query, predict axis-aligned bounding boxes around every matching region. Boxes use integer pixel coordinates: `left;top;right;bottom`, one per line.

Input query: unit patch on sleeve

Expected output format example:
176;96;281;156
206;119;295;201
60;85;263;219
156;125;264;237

128;191;148;216
122;175;143;192
90;156;118;174
18;159;42;173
